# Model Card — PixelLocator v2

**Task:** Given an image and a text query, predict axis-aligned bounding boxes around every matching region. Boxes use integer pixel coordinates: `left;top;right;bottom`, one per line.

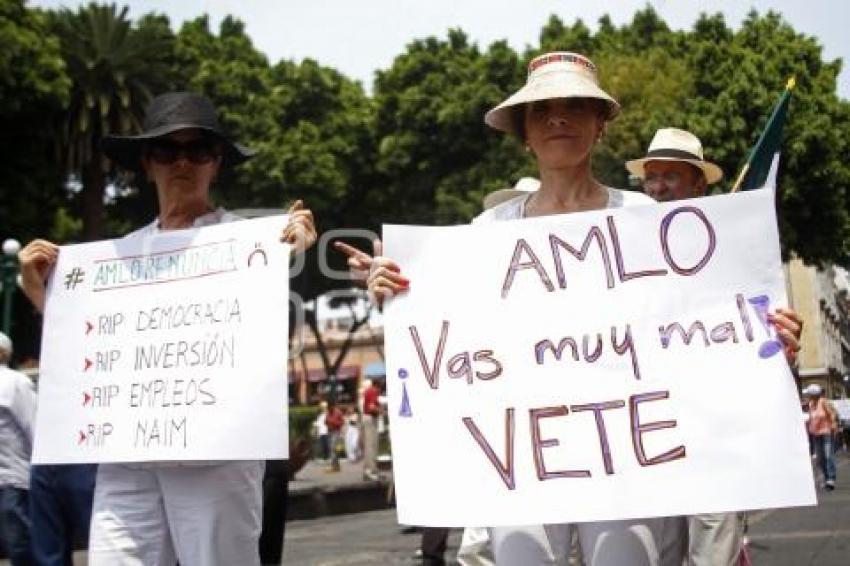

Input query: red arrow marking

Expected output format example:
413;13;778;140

85;321;93;335
78;430;86;444
82;392;91;406
84;358;92;372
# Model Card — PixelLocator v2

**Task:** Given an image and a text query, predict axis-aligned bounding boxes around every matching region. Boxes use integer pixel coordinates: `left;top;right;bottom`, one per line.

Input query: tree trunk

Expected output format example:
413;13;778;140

81;153;106;241
304;301;372;402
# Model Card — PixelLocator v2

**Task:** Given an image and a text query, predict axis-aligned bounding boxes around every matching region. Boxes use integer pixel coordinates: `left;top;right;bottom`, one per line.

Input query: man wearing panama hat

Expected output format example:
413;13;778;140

0;332;37;565
628;128;803;566
628;127;738;566
626;127;723;203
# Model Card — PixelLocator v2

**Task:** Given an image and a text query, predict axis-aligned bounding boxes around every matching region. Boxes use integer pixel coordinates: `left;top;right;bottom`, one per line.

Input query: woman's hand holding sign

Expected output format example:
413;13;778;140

281;200;317;255
335;239;409;306
770;307;803;364
18;238;60;314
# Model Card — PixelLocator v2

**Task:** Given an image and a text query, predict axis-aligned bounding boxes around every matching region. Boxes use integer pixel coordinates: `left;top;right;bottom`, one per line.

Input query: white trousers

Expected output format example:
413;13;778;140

362;414;379;475
88;461;264;566
688;513;745;566
579;519;665;566
488;518;666;566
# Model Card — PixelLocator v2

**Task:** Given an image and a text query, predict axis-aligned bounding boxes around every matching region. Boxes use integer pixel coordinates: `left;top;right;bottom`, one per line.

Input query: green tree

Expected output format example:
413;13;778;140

173;16;381;299
0;0;70;244
171;15;383;390
373;30;528;225
49;2;176;240
681;11;850;263
535;7;850;263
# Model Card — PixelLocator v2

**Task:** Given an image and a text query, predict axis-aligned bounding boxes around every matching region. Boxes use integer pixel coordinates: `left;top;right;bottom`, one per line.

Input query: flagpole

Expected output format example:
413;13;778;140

730;164;750;193
730;77;796;193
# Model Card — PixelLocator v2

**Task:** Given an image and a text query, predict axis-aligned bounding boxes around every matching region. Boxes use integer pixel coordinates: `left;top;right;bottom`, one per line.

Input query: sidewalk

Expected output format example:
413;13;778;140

745;450;850;565
287;457;395;520
4;453;848;565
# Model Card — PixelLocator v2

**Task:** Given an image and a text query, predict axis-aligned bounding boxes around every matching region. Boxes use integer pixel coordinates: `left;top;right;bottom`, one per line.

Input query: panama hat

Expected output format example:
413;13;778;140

626;128;723;185
103;92;255;170
485;52;620;135
483;177;540;210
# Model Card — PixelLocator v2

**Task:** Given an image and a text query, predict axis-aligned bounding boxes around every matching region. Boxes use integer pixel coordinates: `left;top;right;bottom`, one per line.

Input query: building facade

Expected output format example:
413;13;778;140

288;316;384;406
786;259;850;398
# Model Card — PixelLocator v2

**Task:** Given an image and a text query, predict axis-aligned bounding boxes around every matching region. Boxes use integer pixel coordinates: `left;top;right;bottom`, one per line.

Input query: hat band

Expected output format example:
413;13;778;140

528;53;596;75
645;148;703;162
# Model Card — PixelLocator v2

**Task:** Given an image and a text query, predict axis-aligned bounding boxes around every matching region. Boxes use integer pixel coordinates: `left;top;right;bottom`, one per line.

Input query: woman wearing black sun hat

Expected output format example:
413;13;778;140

19;91;316;565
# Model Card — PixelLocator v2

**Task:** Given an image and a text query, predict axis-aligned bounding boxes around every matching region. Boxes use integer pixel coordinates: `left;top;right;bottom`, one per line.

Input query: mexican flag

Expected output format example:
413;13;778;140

731;77;795;192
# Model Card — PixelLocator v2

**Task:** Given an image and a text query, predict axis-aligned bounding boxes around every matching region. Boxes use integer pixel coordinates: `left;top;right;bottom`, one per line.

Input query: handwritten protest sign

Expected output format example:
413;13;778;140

384;190;815;527
33;216;290;464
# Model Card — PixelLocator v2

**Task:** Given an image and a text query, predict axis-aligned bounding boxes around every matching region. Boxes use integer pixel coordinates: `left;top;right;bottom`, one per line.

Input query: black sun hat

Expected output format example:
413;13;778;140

102;92;256;170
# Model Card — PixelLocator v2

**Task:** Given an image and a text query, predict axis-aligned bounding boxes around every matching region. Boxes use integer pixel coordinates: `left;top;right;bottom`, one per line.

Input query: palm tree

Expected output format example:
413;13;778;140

50;3;174;240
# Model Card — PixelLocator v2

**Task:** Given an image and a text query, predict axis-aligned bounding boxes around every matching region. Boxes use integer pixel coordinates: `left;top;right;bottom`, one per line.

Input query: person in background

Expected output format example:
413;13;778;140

0;331;37;565
803;384;838;491
344;406;361;462
362;378;382;481
29;461;97;566
324;401;345;473
314;400;330;462
627;127;803;566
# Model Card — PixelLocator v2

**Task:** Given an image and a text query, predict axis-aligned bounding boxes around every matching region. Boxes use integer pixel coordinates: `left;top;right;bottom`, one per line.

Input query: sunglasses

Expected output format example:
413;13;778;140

146;138;221;165
644;171;684;187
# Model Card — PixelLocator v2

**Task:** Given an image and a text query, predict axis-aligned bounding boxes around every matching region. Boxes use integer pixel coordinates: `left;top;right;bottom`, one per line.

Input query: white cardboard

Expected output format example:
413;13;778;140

33;216;290;463
383;190;816;527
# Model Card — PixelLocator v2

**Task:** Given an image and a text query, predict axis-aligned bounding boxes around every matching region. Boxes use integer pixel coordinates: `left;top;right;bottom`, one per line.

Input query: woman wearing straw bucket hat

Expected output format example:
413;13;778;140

18;91;317;566
343;52;671;565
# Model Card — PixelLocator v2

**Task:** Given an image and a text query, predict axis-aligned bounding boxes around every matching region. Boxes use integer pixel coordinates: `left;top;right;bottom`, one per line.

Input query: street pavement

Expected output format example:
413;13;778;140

283;509;461;566
283;453;850;565
745;452;850;565
293;456;392;492
5;453;849;565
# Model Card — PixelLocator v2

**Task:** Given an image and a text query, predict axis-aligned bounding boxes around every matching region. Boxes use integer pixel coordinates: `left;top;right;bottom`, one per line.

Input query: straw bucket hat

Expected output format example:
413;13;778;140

625;128;723;184
484;52;620;135
483;177;540;210
103;92;255;171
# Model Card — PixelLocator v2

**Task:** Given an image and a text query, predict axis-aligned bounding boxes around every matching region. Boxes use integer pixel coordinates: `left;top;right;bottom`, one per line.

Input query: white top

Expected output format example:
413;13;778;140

315;411;329;436
473;185;654;224
0;365;37;489
127;207;242;238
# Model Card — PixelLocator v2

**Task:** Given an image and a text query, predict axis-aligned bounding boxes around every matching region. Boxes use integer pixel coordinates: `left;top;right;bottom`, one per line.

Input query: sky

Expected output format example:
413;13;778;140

30;0;849;99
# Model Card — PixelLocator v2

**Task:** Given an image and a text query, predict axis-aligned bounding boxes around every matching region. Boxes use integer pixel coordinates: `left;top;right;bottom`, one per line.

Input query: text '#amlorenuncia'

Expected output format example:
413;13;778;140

91;241;237;291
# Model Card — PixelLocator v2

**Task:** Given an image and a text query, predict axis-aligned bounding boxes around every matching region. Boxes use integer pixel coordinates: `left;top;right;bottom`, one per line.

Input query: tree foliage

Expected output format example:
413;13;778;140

48;2;176;240
372;30;527;225
3;3;849;265
374;8;850;263
5;1;850;372
0;0;70;244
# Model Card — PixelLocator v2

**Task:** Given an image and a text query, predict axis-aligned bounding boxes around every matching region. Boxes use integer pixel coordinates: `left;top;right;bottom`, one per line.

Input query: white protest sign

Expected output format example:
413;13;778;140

33;216;290;463
383;189;816;527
